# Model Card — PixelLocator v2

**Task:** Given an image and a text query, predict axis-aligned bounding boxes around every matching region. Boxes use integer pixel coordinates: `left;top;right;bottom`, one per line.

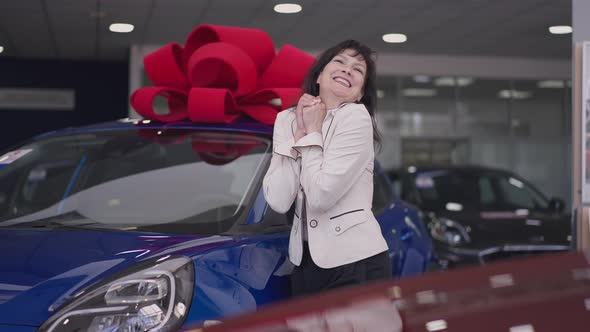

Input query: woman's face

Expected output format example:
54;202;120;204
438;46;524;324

316;49;367;104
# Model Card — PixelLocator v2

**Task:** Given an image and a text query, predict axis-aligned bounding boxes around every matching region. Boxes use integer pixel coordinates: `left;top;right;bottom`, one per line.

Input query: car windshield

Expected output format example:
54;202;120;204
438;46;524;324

413;169;549;211
0;128;271;235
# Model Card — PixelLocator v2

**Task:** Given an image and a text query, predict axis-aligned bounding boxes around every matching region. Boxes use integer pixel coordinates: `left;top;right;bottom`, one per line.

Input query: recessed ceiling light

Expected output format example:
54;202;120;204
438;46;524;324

434;77;474;87
413;75;431;83
109;23;134;33
0;46;4;54
537;80;565;88
274;3;302;14
382;33;407;43
498;89;532;99
548;25;572;34
403;88;437;97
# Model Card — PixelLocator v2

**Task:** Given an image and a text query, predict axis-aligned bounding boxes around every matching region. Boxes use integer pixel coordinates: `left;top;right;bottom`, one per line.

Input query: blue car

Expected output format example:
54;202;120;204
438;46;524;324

0;119;433;332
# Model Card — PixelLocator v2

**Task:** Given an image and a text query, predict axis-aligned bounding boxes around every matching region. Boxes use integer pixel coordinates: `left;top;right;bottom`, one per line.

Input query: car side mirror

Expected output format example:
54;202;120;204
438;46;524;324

548;197;565;213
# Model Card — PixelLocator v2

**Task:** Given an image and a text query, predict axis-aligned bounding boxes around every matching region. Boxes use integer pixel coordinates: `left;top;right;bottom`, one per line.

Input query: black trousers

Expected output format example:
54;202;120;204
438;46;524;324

290;242;392;297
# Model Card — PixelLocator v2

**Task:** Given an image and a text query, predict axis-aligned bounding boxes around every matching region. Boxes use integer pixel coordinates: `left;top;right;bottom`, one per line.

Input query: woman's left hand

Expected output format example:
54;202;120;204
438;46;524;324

302;101;327;134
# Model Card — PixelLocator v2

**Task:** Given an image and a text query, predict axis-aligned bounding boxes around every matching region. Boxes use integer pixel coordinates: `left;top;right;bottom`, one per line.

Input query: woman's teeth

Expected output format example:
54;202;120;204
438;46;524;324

334;77;351;87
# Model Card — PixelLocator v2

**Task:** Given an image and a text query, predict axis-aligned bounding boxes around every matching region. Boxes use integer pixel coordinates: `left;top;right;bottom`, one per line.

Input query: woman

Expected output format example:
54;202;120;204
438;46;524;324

263;40;391;296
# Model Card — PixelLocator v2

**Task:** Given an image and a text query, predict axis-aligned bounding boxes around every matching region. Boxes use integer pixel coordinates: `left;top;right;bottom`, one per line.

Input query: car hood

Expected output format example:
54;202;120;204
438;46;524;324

435;210;571;249
0;228;233;326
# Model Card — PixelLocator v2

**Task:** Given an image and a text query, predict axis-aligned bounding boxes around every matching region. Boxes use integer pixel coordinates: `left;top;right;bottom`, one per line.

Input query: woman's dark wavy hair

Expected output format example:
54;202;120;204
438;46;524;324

301;39;381;147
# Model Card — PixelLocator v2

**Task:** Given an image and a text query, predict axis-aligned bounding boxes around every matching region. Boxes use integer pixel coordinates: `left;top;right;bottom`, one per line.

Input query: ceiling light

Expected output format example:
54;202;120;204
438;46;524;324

382;33;407;43
377;90;385;98
109;23;134;33
548;25;572;34
274;3;302;14
434;77;474;87
0;46;4;54
498;89;532;99
403;88;437;97
413;75;431;83
537;80;565;88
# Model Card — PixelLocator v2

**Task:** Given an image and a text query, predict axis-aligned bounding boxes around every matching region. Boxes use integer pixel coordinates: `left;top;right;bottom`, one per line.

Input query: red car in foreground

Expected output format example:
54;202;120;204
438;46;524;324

188;250;590;332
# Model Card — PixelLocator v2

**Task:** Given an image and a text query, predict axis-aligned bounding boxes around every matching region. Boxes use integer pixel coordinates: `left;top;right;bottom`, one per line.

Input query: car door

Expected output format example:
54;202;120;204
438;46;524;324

488;173;570;244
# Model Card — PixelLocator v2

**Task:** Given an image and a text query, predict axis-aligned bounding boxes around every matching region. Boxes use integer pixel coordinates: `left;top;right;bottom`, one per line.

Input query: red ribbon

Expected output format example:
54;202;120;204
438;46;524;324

131;25;315;125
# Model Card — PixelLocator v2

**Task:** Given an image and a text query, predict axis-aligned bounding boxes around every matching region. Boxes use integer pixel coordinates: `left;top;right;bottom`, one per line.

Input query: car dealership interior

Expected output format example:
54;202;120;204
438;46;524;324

0;1;589;331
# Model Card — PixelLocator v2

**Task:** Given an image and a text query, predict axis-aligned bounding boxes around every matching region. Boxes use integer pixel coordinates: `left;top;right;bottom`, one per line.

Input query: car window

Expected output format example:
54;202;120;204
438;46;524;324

413;170;550;212
0;129;271;235
414;170;480;211
479;176;495;206
495;175;548;210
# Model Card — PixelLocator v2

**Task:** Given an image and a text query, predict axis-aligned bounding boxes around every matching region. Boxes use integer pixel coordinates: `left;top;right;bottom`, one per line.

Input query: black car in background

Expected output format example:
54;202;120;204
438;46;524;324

388;166;572;268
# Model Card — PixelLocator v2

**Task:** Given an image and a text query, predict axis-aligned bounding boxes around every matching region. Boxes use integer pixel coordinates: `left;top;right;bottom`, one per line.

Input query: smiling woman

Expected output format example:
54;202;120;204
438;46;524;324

263;39;391;297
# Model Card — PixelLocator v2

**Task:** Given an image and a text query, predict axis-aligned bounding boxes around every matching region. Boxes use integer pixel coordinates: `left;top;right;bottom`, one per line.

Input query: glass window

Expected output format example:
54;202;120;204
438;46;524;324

479;177;495;206
0;129;271;235
511;79;566;138
398;76;455;137
413;170;480;211
497;177;534;208
401;138;470;166
495;175;549;210
456;78;512;137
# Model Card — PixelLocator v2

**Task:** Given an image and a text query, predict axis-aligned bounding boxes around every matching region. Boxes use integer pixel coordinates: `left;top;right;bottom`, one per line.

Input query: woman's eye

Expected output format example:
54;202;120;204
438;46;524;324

354;68;363;74
334;59;343;63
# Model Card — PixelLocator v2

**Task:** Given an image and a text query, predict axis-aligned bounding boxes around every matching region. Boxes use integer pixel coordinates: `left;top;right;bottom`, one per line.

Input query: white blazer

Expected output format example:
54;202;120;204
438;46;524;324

263;103;389;269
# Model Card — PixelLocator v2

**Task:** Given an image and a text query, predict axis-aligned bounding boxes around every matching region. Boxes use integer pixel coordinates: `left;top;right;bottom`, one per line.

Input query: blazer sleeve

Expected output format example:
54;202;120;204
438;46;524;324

293;105;373;212
262;110;301;214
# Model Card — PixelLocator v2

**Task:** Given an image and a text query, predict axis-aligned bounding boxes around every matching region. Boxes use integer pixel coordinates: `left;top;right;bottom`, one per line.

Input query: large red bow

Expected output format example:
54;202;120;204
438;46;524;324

131;25;316;125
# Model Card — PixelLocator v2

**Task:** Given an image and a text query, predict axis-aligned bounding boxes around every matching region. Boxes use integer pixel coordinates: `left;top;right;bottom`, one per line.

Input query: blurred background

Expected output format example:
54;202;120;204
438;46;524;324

0;0;575;208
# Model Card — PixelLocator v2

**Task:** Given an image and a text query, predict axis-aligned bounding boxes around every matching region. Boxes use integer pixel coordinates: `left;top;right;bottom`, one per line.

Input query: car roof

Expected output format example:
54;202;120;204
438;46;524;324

35;118;274;140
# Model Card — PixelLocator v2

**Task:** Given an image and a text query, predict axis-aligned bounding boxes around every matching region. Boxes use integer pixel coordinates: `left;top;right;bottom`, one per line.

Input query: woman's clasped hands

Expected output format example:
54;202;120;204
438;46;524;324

294;93;327;141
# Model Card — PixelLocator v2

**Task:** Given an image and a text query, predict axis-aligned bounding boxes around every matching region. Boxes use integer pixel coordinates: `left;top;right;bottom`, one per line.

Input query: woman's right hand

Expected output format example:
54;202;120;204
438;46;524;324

295;93;319;141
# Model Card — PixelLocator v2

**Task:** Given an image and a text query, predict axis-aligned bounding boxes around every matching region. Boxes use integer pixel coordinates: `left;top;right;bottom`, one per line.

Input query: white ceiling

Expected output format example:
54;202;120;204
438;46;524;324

0;0;572;61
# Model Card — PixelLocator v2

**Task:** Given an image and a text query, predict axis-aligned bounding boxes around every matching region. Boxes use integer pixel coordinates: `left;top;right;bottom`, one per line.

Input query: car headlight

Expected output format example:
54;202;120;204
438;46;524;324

429;217;471;246
39;256;194;332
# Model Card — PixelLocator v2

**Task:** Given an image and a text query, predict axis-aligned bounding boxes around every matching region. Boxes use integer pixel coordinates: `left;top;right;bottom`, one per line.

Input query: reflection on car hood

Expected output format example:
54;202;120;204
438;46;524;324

0;228;232;326
435;210;571;249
